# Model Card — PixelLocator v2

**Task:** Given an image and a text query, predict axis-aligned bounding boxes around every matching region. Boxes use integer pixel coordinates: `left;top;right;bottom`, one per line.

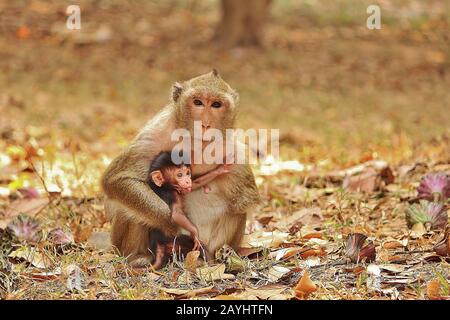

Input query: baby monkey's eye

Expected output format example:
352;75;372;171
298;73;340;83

187;170;191;176
193;99;203;106
211;101;222;108
177;173;182;178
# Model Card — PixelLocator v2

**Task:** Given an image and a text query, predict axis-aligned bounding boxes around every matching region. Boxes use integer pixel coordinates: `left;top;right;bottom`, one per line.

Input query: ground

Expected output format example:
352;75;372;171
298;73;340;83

0;0;449;300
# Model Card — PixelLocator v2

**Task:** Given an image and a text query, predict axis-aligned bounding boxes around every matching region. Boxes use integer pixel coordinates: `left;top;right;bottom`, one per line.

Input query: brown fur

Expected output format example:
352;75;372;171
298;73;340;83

101;71;260;267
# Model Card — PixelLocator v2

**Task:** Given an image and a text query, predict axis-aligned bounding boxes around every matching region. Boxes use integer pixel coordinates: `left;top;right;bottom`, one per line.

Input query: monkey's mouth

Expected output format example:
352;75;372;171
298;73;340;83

179;187;192;194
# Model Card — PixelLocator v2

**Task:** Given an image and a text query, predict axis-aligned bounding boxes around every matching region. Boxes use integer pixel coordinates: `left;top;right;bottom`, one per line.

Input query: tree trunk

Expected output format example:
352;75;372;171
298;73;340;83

214;0;272;48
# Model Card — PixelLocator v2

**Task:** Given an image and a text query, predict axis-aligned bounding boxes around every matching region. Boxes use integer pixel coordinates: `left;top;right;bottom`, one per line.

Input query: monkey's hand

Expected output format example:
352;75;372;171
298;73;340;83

191;232;202;251
215;163;233;175
192;163;233;191
214;153;235;175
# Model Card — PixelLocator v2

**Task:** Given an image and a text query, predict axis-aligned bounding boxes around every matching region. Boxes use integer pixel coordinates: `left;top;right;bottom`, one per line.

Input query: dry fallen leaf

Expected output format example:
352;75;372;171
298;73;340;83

176;271;193;285
267;266;292;282
225;284;292;300
269;247;305;261
343;163;394;193
382;240;405;249
345;233;376;263
9;246;52;269
427;279;442;300
410;222;426;238
184;250;201;272
196;264;235;282
16;25;31;39
65;264;84;292
300;248;326;259
294;270;317;299
215;245;245;272
285;207;323;234
28;268;62;282
237;247;263;258
244;230;290;248
434;226;450;257
1;197;49;229
7;215;40;243
48;228;74;245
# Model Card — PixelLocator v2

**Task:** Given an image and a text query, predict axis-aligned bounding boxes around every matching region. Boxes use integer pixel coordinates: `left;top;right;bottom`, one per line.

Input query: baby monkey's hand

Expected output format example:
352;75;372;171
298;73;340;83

190;229;202;251
215;153;235;175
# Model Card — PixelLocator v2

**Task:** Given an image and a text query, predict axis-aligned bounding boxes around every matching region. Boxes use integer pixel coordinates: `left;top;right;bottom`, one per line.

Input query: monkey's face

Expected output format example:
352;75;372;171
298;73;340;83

172;71;238;138
166;165;192;194
186;92;232;136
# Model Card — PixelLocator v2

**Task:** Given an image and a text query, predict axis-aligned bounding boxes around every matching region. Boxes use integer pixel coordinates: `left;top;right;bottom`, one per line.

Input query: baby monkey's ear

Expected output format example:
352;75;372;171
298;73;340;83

150;170;165;187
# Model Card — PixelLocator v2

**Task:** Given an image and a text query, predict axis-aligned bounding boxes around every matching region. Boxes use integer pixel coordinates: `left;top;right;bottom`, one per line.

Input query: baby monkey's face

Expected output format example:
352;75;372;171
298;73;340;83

166;165;192;193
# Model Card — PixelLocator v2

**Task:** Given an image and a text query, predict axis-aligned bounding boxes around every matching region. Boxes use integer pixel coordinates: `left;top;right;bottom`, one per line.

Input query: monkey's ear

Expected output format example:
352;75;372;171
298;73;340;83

211;69;220;77
150;170;165;187
172;82;184;102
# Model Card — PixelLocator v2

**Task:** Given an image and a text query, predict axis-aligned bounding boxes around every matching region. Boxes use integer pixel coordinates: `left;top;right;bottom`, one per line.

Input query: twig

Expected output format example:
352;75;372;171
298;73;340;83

27;159;50;196
310;260;348;269
393;249;434;255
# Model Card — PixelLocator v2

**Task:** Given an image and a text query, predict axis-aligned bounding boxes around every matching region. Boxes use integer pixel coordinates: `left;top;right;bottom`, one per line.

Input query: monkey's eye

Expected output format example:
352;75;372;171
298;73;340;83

193;99;203;106
177;173;182;178
211;101;222;108
186;170;191;176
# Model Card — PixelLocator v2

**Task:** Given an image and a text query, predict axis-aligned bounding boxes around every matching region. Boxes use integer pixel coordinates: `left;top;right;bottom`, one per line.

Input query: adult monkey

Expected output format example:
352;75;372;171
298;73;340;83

102;70;260;267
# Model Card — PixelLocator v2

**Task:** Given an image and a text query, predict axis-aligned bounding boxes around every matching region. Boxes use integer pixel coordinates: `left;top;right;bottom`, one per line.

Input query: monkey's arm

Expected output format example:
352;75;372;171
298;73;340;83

171;193;198;235
101;144;174;231
171;194;207;252
191;165;231;190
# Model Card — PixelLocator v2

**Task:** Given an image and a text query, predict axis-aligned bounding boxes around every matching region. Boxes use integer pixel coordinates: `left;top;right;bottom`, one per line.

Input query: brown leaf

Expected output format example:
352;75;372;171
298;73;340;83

345;233;367;261
0;197;49;229
184;250;201;272
382;241;404;249
71;224;93;243
196;264;235;281
434;226;450;257
299;248;326;259
427;279;442;300
342;162;394;193
237;247;263;258
9;246;52;269
28;270;61;282
359;243;376;263
345;233;376;263
7;215;40;243
16;26;31;39
344;266;365;275
343;168;378;193
294;270;317;299
302;232;323;240
257;215;273;226
291;207;323;228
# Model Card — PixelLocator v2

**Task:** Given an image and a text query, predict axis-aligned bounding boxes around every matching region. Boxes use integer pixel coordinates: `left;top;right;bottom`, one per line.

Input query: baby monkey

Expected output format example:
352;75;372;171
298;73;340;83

148;151;231;269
